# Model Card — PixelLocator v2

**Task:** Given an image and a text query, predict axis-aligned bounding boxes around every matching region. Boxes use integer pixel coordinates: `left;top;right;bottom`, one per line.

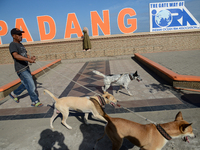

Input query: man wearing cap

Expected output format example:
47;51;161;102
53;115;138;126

9;28;43;107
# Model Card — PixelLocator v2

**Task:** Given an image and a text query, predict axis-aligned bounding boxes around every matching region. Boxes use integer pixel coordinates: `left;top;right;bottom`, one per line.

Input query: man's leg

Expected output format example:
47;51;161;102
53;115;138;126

18;69;43;107
9;82;26;103
13;83;26;95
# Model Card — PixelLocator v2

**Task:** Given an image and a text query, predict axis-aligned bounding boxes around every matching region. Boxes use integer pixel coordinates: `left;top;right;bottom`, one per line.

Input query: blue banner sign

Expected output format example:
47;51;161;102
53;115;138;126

149;1;200;32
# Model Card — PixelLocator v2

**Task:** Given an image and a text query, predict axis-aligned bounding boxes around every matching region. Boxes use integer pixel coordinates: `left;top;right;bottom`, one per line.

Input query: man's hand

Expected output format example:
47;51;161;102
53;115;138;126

30;56;36;63
28;58;35;63
12;52;36;63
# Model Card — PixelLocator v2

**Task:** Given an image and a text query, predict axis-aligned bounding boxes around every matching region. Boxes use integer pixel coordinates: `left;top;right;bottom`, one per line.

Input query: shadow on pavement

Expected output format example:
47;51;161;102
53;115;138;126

131;57;170;85
38;129;69;150
79;123;134;150
181;92;200;107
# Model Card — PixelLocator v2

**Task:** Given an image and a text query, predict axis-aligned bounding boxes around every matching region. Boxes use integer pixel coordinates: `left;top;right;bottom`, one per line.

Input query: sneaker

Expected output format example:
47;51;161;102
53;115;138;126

31;102;43;107
9;92;19;103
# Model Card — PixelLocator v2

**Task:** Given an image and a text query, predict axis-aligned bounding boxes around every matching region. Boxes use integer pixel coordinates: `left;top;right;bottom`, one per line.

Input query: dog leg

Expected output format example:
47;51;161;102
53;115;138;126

104;84;111;92
106;126;123;150
84;113;89;125
50;109;59;129
92;109;107;123
61;109;72;130
127;90;132;96
124;85;132;96
102;86;105;92
117;85;123;93
95;114;107;123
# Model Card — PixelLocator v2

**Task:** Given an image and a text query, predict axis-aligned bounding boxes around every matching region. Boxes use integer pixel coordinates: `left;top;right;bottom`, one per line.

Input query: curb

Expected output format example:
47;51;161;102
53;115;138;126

0;59;61;101
134;53;200;90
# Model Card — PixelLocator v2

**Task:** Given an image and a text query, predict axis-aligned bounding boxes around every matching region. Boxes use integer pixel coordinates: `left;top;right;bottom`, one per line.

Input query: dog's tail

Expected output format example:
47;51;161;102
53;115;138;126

92;70;105;77
90;98;111;122
44;89;58;102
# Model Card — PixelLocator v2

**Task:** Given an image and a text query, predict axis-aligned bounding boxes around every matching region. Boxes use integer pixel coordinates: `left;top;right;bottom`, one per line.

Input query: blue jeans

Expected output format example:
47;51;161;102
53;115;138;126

13;68;39;103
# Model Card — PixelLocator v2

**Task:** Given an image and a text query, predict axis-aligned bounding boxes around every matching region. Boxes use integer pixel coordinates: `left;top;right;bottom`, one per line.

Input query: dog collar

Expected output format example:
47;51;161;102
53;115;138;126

156;124;172;140
97;95;106;106
129;74;134;80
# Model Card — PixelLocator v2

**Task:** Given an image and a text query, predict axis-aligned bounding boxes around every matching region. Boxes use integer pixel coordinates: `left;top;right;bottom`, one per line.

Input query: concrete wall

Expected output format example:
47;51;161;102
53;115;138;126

0;29;200;64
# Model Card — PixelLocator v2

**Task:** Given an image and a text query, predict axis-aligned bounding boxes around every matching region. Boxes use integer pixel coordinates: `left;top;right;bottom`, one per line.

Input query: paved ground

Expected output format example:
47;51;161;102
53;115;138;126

0;109;199;150
0;60;54;88
141;50;200;76
0;50;199;150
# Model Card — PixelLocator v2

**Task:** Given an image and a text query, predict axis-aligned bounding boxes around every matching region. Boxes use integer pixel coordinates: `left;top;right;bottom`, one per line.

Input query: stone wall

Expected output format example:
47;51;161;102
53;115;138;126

0;29;200;64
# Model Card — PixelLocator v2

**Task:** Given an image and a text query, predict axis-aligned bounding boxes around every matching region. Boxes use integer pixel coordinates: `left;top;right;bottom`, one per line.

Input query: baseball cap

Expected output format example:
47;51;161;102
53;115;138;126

11;28;24;35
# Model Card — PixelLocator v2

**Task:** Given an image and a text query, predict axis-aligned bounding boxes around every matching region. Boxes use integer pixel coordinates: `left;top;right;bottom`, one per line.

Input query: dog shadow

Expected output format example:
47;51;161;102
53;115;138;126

111;85;132;96
84;85;104;94
84;84;113;95
118;91;131;96
146;83;171;92
38;129;69;150
79;124;134;150
79;123;134;150
79;123;110;150
71;111;107;125
51;110;106;129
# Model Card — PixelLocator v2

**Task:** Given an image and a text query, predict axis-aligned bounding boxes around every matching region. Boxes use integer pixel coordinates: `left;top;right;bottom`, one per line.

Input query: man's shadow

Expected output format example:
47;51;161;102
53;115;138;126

33;76;43;96
38;129;69;150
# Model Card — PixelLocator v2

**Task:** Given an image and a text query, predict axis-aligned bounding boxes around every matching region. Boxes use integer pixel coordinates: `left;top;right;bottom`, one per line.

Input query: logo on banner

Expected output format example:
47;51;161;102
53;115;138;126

149;1;200;32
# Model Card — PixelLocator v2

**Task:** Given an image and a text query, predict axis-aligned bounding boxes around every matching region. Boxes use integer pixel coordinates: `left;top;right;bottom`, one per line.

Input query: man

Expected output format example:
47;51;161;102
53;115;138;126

9;28;43;107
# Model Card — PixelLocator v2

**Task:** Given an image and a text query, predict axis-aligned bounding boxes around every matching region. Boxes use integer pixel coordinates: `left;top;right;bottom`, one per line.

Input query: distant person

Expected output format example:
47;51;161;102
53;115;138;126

9;28;43;107
82;27;91;51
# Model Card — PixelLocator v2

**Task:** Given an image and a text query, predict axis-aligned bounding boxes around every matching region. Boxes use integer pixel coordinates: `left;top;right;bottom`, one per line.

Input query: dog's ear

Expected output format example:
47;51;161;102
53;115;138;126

175;111;183;121
105;95;110;99
180;123;192;133
134;71;138;75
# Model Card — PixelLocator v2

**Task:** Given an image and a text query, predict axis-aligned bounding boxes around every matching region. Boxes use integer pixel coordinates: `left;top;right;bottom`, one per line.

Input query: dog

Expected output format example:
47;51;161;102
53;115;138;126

92;70;142;96
44;89;117;129
91;99;195;150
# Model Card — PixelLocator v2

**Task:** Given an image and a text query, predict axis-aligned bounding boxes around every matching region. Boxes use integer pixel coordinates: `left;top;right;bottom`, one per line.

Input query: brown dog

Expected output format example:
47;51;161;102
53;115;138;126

91;99;195;150
44;89;117;129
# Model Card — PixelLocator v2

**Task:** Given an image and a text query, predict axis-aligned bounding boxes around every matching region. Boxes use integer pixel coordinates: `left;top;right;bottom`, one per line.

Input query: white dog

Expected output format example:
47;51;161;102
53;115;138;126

92;70;142;96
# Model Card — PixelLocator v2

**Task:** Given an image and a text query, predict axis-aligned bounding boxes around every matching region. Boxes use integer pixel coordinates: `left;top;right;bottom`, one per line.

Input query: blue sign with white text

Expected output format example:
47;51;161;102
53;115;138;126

149;1;200;32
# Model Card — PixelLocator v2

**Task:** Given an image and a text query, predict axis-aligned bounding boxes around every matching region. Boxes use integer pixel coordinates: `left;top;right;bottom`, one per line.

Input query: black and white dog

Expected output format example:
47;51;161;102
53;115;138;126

92;70;142;96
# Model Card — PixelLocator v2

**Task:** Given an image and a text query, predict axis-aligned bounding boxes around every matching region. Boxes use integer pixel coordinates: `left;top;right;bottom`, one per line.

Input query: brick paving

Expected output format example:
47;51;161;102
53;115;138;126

0;55;198;118
0;51;199;150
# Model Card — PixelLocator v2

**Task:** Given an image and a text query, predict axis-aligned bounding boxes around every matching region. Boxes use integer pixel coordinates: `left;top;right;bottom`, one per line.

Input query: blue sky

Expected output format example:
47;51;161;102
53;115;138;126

0;0;199;44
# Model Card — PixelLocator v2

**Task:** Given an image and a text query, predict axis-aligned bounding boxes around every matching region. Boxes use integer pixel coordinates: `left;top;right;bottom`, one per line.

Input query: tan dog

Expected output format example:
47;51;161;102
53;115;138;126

91;99;195;150
44;89;117;129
